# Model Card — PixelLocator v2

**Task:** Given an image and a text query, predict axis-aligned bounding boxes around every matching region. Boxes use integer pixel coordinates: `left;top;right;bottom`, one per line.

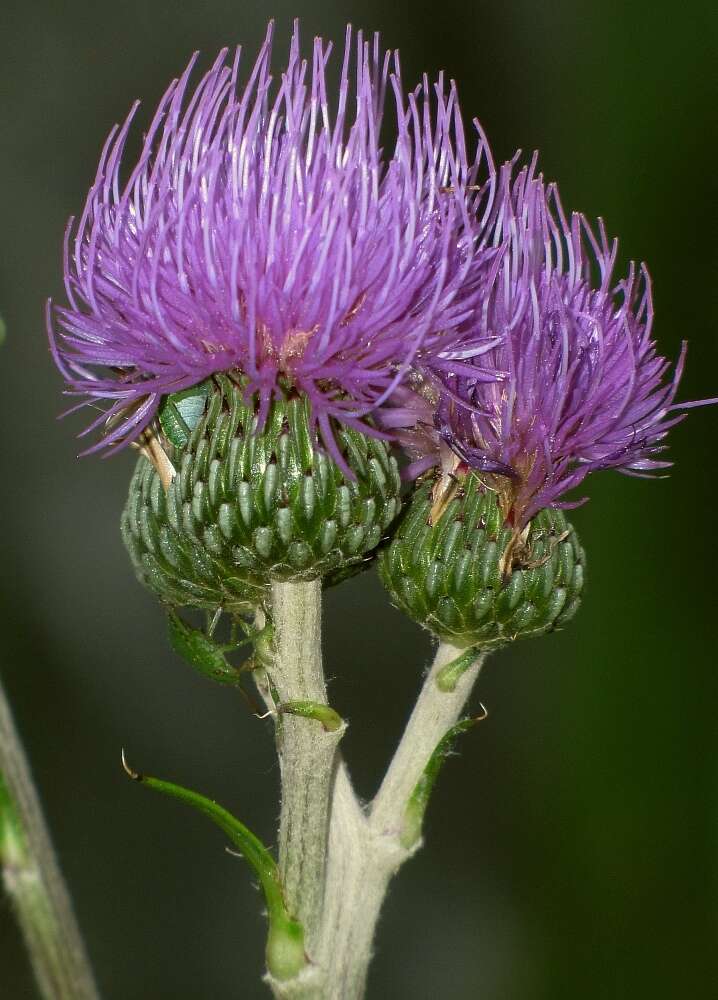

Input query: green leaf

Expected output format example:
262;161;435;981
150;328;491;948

122;754;306;981
167;611;245;686
158;381;211;449
400;713;486;850
279;701;344;733
435;647;481;693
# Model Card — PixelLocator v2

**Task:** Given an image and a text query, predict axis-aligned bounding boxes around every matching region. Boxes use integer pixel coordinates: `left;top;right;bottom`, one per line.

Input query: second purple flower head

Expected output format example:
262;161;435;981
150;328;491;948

394;155;714;530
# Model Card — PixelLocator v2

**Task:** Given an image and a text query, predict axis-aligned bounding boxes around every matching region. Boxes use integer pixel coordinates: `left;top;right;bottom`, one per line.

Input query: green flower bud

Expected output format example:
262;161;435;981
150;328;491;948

378;473;585;650
121;375;402;612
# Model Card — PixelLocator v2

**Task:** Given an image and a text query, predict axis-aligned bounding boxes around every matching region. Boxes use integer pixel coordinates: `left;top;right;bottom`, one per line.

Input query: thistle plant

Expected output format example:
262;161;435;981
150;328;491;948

21;17;712;999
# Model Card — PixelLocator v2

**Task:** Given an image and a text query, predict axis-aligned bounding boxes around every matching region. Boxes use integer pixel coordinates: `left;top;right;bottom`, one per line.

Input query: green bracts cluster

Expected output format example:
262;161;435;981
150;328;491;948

379;474;585;649
121;376;402;611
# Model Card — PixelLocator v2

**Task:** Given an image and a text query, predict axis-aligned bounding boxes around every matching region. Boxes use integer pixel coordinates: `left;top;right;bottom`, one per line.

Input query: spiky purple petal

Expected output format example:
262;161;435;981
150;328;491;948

420;156;716;526
49;21;498;455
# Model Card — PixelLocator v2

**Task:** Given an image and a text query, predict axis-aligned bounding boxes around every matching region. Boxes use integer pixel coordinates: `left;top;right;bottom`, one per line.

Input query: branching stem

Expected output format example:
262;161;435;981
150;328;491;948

371;643;486;837
262;626;486;1000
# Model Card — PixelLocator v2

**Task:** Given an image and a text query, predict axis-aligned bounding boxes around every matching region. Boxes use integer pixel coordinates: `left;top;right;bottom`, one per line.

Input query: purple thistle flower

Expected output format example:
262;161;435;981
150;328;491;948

48;21;499;460
394;155;716;528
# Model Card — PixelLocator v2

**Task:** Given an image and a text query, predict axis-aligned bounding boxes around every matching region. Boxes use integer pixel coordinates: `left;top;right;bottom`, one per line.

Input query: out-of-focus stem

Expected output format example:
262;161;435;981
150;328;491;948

0;678;100;1000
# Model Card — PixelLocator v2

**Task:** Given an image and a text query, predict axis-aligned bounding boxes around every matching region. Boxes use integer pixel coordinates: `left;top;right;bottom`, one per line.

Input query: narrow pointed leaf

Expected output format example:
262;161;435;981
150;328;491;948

123;757;306;981
400;715;485;849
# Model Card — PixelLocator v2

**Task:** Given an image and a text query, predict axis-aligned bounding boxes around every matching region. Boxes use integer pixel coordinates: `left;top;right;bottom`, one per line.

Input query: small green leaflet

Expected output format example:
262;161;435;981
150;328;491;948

400;710;486;850
435;646;481;692
279;701;343;733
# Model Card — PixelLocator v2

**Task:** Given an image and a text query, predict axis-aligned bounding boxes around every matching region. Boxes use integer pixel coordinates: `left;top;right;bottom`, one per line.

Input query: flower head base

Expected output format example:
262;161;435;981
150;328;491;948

378;472;584;650
417;157;710;529
122;375;403;605
49;21;497;461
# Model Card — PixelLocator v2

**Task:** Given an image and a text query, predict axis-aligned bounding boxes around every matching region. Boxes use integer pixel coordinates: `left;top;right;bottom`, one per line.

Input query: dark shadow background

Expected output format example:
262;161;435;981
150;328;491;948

1;1;717;997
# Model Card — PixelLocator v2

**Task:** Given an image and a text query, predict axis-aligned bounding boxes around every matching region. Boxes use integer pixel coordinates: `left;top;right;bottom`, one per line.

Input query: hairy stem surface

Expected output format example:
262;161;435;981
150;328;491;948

371;643;486;837
321;642;486;998
264;635;486;999
269;579;345;951
0;679;99;1000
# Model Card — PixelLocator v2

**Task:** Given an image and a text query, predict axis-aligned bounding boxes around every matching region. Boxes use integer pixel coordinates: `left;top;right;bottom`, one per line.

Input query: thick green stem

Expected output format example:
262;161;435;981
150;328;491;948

0;679;99;1000
269;580;346;951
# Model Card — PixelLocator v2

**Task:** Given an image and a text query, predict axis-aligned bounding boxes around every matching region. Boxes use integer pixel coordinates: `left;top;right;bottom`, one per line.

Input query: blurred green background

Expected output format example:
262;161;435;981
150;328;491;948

1;1;717;997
